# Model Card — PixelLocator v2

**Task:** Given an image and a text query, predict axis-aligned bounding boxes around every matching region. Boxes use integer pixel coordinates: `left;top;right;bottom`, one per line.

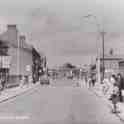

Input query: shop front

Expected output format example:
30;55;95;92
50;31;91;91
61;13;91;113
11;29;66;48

0;56;11;89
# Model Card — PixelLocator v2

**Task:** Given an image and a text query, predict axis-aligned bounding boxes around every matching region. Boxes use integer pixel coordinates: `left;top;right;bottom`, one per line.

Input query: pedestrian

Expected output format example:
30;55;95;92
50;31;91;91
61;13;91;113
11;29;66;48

90;74;96;87
102;77;110;95
117;73;124;102
105;76;113;99
110;74;117;85
84;75;88;87
20;76;25;88
111;82;119;113
92;74;96;87
109;74;117;100
88;76;92;88
0;78;3;92
109;74;120;113
76;81;80;87
1;76;6;91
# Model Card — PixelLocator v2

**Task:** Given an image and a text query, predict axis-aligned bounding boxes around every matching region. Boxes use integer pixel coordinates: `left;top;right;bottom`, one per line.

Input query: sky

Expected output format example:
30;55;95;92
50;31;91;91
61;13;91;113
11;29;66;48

0;0;124;67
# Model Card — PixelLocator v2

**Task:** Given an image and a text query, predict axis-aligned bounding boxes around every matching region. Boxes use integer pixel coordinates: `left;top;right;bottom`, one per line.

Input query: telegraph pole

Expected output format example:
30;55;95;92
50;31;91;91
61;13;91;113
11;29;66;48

101;31;105;80
83;14;105;82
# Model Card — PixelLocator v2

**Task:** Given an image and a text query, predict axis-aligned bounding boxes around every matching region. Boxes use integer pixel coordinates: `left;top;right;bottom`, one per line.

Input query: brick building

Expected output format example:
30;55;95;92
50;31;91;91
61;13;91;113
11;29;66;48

0;25;44;87
96;54;123;78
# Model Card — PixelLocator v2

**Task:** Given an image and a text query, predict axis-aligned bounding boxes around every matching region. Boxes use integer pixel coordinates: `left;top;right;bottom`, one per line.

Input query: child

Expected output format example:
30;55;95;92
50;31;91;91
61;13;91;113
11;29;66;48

111;83;119;113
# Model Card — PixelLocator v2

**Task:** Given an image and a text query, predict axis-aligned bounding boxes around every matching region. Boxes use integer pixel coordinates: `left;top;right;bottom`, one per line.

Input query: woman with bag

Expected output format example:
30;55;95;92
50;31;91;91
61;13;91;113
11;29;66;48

110;75;119;113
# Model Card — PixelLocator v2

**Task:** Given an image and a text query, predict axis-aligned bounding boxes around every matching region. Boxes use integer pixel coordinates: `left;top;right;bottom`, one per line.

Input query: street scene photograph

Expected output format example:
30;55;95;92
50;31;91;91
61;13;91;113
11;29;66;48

0;0;124;124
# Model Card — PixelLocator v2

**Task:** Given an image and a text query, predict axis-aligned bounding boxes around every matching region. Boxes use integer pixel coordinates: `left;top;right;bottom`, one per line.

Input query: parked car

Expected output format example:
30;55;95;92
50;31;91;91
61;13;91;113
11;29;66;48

40;75;50;85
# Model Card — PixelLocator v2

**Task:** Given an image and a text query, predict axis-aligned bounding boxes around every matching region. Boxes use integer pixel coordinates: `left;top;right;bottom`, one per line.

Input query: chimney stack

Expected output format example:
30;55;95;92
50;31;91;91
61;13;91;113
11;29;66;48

19;35;26;48
7;24;18;45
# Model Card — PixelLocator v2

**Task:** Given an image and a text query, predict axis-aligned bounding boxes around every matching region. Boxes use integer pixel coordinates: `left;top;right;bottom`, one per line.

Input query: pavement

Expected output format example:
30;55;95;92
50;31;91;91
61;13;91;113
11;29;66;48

0;82;40;103
50;78;78;87
0;79;122;124
84;81;124;121
0;78;122;123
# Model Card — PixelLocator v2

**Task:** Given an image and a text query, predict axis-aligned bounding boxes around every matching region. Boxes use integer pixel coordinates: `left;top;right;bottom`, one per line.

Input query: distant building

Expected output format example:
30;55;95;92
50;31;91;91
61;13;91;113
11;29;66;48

119;60;124;76
96;54;123;77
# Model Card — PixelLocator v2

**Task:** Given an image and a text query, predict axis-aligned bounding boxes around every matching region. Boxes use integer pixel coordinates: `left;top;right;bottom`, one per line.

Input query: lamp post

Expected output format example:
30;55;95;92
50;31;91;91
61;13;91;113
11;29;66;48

83;14;105;81
17;30;20;81
101;31;105;80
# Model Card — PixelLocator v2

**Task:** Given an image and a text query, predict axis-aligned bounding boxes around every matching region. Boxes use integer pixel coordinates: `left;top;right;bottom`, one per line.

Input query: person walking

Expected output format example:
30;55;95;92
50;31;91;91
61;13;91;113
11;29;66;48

109;74;116;100
111;82;119;113
102;77;110;95
88;75;92;88
117;73;124;102
109;74;119;113
0;78;3;92
89;74;96;87
84;75;88;87
92;74;96;87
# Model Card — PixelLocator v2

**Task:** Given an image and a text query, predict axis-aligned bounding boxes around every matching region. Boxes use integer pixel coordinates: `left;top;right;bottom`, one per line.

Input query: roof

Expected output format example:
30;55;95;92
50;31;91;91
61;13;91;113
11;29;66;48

119;60;124;64
96;54;124;61
0;26;32;51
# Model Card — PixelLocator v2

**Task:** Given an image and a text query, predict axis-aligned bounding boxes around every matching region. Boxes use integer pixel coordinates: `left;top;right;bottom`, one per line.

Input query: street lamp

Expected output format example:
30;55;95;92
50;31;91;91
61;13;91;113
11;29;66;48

83;14;105;81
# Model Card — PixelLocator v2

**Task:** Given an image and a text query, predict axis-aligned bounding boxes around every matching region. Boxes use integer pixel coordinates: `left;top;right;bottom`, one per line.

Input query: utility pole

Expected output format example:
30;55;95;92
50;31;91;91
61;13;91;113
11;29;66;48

83;14;105;82
101;31;105;80
17;31;20;76
97;48;101;84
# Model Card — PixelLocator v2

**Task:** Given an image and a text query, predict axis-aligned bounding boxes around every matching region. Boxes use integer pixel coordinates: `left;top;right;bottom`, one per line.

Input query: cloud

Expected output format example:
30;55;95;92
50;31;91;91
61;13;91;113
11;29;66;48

0;0;124;66
20;7;101;57
19;5;124;59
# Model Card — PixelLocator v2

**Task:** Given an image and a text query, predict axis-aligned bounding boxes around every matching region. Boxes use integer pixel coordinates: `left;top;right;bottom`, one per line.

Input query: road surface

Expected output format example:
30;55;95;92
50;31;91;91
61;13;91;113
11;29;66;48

50;78;77;87
0;79;122;124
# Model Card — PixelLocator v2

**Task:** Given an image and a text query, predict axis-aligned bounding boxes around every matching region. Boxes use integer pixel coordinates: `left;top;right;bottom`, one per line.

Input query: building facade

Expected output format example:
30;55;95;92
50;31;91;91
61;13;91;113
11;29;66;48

119;60;124;76
96;55;123;78
0;25;44;87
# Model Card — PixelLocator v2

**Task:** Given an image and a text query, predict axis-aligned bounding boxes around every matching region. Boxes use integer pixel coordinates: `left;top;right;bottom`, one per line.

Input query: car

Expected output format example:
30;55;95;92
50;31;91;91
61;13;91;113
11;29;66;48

40;75;50;85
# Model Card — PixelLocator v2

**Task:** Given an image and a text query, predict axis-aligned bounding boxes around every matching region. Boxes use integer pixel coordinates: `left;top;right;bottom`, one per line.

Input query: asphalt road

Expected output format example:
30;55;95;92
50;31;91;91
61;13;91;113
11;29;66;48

50;78;77;87
0;79;122;124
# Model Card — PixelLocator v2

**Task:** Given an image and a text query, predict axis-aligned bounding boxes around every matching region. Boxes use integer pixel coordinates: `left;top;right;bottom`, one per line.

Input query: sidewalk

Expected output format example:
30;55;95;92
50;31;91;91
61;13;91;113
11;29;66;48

91;82;124;120
76;79;124;121
0;82;40;103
